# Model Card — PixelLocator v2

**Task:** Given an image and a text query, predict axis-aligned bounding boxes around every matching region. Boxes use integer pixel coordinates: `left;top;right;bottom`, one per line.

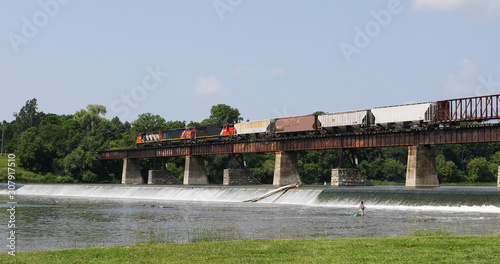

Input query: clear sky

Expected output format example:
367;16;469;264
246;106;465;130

2;0;500;123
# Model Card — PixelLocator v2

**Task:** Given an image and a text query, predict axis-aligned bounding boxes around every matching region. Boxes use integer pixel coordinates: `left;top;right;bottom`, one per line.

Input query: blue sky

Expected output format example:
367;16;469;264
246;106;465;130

2;0;500;123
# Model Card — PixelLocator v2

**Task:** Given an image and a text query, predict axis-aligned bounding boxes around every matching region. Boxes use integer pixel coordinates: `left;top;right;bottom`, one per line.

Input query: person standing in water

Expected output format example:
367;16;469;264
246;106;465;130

358;201;365;217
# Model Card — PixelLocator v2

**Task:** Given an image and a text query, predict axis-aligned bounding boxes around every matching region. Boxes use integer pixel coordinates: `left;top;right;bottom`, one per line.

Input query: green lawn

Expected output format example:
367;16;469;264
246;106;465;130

1;236;498;264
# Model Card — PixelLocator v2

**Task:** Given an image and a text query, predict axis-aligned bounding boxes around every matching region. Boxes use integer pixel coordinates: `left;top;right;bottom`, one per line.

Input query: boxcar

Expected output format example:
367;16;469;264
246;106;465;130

371;102;436;128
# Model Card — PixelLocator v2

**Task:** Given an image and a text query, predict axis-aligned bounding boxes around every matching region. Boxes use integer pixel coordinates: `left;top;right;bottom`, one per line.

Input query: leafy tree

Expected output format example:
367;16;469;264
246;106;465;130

298;150;339;184
382;158;406;182
201;104;243;125
165;120;186;130
358;159;384;181
466;157;496;182
74;104;107;131
13;98;41;134
1;120;16;153
15;127;51;173
246;152;275;184
489;151;500;166
436;154;463;183
132;113;166;132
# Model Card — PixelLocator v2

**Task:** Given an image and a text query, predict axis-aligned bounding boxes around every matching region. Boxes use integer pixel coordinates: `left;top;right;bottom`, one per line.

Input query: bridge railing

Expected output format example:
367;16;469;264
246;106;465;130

437;94;500;123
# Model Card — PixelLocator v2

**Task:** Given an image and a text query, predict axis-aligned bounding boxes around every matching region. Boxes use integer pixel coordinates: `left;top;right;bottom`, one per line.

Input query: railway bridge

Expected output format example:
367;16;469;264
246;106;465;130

97;124;500;188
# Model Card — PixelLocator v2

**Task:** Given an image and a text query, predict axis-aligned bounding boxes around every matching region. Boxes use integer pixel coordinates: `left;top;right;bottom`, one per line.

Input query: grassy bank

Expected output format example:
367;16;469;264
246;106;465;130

1;235;498;263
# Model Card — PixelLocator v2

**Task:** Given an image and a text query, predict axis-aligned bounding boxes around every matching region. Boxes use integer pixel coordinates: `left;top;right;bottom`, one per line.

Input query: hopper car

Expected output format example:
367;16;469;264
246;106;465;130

136;94;500;147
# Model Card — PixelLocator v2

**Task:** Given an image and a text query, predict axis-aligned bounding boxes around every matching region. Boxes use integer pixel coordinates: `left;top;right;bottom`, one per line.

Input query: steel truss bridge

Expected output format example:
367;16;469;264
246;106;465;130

98;124;500;160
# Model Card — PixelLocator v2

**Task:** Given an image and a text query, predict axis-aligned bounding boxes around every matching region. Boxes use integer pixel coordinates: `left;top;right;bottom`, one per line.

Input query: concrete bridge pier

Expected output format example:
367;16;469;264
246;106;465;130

331;168;373;186
497;167;500;189
273;151;302;186
183;155;208;185
406;145;439;188
148;170;182;184
223;169;261;185
122;158;143;184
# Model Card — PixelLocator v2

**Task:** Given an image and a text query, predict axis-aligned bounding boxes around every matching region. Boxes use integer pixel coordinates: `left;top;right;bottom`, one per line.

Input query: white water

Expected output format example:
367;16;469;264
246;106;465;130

7;184;500;213
10;184;324;204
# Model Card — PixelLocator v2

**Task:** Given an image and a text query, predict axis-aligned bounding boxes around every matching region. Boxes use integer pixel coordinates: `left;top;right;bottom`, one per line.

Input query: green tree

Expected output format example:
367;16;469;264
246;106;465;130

15;127;51;173
436;154;463;183
201;104;243;125
74;104;107;131
132;113;166;132
466;157;496;182
13;98;41;134
165;120;186;130
382;158;406;182
358;159;382;181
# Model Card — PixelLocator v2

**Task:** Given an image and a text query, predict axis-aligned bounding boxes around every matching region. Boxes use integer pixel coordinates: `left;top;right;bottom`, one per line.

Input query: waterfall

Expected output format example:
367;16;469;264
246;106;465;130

2;184;499;213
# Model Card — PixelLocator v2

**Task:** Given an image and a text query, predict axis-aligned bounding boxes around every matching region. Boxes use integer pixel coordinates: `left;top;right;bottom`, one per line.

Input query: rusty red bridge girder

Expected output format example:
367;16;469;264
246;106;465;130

97;124;500;160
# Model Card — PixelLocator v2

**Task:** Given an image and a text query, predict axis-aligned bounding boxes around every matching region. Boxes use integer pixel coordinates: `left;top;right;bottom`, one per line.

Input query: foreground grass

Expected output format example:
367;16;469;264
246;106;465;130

1;236;498;264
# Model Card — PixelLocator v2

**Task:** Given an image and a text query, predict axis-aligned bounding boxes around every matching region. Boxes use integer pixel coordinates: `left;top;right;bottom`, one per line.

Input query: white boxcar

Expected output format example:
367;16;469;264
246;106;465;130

318;110;371;132
234;119;272;136
371;102;436;128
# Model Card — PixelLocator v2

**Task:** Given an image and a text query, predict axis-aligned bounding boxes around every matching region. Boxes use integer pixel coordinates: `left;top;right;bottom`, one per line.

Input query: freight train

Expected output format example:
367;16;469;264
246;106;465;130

136;94;500;147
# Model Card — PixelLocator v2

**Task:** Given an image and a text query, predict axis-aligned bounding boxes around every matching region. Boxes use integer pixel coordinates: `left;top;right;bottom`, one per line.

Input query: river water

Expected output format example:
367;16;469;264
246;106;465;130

0;184;499;252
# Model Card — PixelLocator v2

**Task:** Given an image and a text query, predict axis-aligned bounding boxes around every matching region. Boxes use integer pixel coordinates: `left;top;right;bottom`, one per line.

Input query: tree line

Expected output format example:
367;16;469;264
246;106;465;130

2;98;499;184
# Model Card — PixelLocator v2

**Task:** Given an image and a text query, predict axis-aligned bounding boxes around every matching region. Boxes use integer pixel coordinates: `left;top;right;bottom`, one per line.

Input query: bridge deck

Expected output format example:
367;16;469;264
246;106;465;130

97;124;500;159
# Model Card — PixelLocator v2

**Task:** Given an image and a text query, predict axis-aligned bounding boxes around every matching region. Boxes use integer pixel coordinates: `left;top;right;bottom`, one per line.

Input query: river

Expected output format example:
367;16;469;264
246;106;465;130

1;184;499;252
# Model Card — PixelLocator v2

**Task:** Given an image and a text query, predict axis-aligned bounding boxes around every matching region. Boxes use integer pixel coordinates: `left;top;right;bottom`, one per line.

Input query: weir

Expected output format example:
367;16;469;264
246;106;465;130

8;184;500;210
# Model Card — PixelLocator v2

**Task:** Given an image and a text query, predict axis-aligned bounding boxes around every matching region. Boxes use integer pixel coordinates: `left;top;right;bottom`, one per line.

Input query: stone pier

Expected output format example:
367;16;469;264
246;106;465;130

121;158;143;184
497;166;500;189
331;168;373;186
148;170;182;185
273;151;302;186
183;155;208;185
406;145;439;188
223;169;261;185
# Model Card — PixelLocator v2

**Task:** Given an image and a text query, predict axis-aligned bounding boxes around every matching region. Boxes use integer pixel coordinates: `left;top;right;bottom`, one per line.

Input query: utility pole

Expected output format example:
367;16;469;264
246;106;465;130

1;121;4;156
